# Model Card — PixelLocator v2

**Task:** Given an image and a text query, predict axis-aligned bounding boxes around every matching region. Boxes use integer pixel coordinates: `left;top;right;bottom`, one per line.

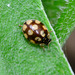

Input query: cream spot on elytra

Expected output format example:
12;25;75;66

24;33;28;39
35;37;41;41
42;25;47;30
26;20;32;25
40;30;45;37
32;24;38;30
35;20;40;24
23;24;27;31
28;29;33;35
30;40;35;44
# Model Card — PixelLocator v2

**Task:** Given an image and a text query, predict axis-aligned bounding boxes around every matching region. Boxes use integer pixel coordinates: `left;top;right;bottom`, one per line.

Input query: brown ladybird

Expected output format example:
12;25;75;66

19;20;51;48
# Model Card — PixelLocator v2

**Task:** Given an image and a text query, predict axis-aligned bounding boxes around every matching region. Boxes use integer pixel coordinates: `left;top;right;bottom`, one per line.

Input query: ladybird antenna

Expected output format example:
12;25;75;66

48;39;52;50
49;31;53;34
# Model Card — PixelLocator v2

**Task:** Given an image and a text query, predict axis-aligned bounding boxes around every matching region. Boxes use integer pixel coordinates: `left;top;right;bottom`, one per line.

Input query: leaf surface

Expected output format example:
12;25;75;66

0;0;74;75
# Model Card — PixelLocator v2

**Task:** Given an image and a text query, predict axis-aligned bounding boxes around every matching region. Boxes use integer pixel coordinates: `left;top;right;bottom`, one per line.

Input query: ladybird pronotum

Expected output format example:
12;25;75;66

19;20;51;48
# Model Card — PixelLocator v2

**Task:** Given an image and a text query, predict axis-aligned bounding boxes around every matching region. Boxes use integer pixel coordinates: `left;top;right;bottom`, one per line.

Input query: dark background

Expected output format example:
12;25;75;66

63;30;75;73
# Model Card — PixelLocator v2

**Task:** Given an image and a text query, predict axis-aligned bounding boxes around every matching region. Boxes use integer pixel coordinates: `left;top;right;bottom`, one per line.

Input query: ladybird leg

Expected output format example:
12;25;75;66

40;44;45;51
19;25;22;27
49;31;52;34
48;42;50;50
48;39;52;50
41;46;45;51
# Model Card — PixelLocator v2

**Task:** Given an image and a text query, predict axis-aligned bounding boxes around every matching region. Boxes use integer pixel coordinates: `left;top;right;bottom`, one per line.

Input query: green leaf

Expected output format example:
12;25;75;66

42;0;75;47
0;0;74;75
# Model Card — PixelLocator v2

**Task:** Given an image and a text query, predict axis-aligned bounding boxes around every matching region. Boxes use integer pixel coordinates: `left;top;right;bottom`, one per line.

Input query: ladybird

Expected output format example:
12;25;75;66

19;20;51;48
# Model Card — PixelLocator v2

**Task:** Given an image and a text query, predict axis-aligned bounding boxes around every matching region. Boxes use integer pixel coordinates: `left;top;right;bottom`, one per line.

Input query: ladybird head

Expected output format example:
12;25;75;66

45;39;51;45
42;37;51;45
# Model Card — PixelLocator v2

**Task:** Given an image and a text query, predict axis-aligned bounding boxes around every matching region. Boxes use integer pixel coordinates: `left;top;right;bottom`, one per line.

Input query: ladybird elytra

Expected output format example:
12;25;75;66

19;20;51;47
